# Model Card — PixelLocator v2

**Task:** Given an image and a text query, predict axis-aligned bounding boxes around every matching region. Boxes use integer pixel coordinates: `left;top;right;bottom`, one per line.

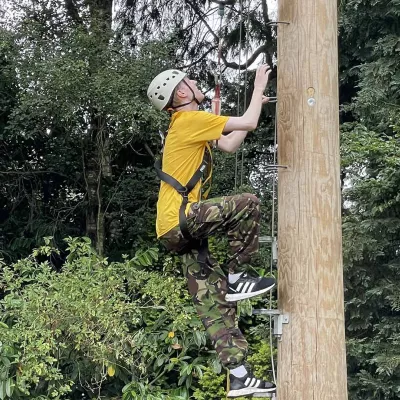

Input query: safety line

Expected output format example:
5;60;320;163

268;99;278;386
234;0;243;191
240;0;250;187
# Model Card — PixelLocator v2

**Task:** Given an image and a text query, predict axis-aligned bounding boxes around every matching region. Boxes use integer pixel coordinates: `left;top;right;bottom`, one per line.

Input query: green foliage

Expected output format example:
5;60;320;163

339;2;400;397
192;367;226;400
0;238;208;398
0;1;175;259
193;341;275;400
339;0;400;128
341;125;400;399
122;381;189;400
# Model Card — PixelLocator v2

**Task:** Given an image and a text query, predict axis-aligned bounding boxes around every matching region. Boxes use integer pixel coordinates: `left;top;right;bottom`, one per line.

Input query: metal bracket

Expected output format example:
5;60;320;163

259;236;278;264
252;309;289;339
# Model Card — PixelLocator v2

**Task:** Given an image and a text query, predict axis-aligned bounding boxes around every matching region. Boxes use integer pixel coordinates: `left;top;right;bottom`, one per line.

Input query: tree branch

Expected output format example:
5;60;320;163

186;0;219;42
209;0;236;5
185;0;268;70
221;44;268;69
182;45;218;69
261;0;269;25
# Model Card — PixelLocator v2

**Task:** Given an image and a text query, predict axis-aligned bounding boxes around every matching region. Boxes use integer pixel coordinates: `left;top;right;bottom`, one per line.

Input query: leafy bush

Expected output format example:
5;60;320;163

0;237;278;399
0;237;206;399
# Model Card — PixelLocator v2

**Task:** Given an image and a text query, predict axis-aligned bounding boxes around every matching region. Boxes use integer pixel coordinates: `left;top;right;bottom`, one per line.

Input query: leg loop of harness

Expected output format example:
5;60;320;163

196;238;213;277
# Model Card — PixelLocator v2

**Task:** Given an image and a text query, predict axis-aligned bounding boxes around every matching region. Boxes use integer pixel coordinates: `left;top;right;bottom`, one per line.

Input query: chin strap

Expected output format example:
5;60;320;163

167;79;201;111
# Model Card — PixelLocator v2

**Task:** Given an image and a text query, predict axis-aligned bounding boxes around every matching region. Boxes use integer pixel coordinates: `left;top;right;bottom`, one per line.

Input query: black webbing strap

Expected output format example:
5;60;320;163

154;148;210;241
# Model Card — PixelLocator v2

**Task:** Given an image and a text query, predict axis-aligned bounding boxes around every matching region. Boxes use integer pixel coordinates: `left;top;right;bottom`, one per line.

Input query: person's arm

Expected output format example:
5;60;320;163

216;131;248;153
223;64;272;133
216;92;270;153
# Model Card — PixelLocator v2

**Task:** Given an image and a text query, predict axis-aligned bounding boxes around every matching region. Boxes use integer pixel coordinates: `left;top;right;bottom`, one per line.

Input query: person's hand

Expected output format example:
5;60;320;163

262;95;270;104
254;64;272;91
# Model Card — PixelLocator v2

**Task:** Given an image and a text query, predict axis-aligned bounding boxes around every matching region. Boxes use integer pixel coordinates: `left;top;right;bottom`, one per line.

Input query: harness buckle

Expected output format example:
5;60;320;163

177;186;188;196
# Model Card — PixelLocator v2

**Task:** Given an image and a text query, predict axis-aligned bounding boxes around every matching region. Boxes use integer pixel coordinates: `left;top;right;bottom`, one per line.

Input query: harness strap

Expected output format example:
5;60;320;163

154;148;211;240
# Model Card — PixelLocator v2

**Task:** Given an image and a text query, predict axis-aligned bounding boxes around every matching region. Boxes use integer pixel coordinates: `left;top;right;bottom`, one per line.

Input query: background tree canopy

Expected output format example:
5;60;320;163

0;0;399;399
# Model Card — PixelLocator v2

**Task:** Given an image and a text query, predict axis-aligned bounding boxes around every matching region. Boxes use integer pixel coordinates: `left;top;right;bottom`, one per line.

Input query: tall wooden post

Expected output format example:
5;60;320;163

276;0;348;399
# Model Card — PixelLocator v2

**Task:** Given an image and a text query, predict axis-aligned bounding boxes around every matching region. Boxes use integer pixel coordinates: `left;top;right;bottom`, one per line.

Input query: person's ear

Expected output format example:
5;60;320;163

176;86;187;100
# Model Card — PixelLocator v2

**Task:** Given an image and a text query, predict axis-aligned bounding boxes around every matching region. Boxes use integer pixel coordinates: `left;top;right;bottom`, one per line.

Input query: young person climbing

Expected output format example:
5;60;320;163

147;64;277;398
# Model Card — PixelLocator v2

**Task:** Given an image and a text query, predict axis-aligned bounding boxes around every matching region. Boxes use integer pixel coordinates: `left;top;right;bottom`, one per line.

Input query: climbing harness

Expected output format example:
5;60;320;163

154;130;214;275
154;143;211;241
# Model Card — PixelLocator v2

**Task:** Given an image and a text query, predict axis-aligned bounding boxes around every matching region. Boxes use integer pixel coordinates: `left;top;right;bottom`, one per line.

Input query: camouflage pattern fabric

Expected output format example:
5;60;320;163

159;193;261;367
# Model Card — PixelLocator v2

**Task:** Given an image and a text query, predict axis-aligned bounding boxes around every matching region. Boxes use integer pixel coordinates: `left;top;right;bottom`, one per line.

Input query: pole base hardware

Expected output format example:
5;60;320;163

252;309;289;338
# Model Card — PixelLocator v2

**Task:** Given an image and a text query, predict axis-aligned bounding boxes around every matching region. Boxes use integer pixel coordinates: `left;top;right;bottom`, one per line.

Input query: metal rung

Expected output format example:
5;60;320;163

265;164;288;170
253;393;275;398
259;236;274;243
253;308;280;316
266;20;290;26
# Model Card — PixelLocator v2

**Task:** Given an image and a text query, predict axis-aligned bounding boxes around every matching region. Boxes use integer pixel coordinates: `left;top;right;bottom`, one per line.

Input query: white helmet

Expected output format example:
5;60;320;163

147;69;187;111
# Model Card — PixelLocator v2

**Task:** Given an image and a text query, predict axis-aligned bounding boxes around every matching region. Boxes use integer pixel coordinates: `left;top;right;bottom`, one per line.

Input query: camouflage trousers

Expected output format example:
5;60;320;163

160;193;261;367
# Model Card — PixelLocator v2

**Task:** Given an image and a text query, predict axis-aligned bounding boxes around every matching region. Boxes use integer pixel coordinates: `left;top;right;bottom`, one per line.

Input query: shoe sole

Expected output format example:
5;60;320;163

227;387;276;398
225;283;276;302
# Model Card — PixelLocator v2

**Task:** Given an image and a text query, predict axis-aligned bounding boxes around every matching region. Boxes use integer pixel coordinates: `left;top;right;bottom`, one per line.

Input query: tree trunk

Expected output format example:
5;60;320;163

82;0;112;255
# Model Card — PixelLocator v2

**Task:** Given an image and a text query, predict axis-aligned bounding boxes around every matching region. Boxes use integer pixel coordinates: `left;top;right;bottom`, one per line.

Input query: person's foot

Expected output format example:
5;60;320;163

226;272;276;302
227;365;276;398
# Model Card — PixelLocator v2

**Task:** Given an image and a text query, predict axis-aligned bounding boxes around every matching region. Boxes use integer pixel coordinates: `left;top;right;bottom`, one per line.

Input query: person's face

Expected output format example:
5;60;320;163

182;77;205;104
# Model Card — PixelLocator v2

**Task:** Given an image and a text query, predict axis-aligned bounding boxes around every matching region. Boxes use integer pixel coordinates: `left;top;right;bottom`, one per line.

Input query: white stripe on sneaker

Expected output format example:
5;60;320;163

225;282;276;302
250;378;257;387
242;282;251;293
249;282;256;292
237;282;244;292
245;377;251;386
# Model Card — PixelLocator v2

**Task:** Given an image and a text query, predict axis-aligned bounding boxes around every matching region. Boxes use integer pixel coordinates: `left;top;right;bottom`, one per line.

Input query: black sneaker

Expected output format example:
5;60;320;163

225;273;276;302
227;372;276;398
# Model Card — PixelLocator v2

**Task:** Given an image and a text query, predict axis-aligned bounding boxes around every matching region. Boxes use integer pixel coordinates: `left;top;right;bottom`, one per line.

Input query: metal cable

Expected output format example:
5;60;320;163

240;0;250;187
268;100;279;385
234;0;243;192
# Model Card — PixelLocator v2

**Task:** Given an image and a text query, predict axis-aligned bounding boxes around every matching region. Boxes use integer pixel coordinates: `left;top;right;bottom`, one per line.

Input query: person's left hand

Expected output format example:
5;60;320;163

262;96;270;104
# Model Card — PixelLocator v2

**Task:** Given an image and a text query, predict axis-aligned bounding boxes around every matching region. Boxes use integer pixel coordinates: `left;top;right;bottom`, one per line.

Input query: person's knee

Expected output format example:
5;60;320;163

242;193;260;206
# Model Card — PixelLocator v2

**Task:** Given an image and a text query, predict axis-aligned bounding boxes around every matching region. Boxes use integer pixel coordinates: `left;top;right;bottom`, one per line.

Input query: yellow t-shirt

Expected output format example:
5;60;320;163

156;110;229;238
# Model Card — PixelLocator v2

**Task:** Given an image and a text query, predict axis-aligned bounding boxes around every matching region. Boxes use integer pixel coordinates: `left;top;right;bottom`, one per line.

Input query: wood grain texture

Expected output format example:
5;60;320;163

276;0;348;399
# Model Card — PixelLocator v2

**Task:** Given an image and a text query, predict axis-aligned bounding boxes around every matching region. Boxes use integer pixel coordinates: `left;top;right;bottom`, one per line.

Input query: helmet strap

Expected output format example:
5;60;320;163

167;79;201;111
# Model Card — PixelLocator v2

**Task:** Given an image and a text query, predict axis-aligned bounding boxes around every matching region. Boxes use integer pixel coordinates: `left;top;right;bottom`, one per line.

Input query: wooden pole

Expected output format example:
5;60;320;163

276;0;348;399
